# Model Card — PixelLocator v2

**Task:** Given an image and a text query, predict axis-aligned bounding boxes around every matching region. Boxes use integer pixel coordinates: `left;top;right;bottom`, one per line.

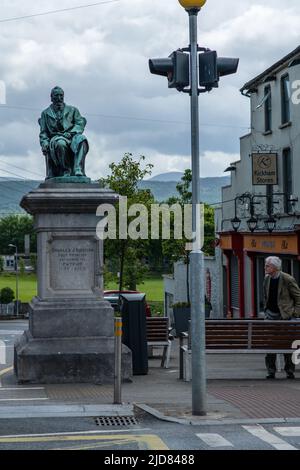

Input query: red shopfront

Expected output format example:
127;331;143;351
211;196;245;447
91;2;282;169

219;231;300;319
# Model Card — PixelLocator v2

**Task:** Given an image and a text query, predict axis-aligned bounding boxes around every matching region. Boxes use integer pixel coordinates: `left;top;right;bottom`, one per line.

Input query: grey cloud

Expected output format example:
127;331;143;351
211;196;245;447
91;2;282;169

0;0;299;180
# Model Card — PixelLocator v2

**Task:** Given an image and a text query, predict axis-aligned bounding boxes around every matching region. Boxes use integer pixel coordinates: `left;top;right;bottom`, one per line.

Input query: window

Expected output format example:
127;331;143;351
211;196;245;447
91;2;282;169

281;74;291;124
266;185;273;216
264;85;272;132
256;257;265;314
283;148;293;213
282;259;292;275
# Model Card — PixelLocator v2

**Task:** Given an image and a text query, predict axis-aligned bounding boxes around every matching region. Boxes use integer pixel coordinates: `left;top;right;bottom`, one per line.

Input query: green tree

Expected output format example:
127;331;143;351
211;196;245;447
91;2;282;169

0;215;36;254
162;169;215;302
123;247;149;290
0;256;4;273
0;287;15;304
30;254;37;272
101;153;154;292
19;257;25;276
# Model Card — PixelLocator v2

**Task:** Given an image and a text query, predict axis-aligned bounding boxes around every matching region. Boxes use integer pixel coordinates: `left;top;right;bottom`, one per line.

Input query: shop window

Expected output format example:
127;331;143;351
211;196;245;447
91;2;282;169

292;260;300;286
256;257;265;314
281;74;291;124
230;255;239;315
282;148;293;213
282;259;292;275
266;185;273;216
222;266;227;318
264;85;272;132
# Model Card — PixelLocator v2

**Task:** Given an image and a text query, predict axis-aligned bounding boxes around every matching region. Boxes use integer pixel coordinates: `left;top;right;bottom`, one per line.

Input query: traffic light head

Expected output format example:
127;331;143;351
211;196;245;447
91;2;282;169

199;51;239;89
149;51;189;91
217;57;239;78
199;50;218;88
149;58;173;78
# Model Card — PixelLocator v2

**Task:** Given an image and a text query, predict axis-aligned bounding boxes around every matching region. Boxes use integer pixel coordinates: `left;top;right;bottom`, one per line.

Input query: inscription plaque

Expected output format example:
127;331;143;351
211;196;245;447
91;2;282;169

50;239;95;291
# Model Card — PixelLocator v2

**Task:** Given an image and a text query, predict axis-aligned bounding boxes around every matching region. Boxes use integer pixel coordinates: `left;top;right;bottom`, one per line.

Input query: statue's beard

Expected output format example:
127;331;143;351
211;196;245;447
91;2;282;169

53;101;64;111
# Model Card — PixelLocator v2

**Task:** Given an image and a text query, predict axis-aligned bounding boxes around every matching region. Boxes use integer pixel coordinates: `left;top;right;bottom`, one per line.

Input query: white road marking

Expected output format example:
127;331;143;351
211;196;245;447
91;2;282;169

0;428;151;439
0;398;48;402
274;427;300;437
0;330;23;335
0;387;45;391
243;425;297;450
196;433;234;448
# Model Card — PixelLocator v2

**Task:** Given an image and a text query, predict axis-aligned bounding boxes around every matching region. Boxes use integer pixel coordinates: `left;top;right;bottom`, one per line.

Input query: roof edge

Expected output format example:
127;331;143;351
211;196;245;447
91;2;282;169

240;45;300;93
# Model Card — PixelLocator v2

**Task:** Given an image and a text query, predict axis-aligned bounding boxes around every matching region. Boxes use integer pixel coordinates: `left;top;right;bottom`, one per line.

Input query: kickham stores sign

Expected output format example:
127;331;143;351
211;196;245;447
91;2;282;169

252;153;278;185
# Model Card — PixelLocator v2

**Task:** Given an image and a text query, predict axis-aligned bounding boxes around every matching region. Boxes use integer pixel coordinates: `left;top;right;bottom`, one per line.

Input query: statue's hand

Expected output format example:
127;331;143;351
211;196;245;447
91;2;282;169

63;132;72;140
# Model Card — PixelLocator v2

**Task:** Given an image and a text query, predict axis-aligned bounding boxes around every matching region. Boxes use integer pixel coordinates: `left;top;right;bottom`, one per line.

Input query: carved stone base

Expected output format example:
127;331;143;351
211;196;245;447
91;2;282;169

15;331;132;384
46;176;91;184
14;183;132;384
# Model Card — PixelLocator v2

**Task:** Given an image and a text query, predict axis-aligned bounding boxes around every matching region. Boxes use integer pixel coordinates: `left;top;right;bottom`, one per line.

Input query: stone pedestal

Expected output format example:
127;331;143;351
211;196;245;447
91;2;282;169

14;183;132;384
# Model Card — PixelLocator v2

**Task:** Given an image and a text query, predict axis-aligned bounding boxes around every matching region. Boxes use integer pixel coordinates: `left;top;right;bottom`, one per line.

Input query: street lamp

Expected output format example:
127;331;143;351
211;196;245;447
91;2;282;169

178;0;207;8
150;0;238;417
231;216;241;232
247;216;258;233
8;244;19;316
178;0;207;417
264;215;277;233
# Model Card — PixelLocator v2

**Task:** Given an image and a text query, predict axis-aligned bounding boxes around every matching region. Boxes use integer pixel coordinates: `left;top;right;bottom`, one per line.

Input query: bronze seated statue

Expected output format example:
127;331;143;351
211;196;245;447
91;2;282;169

39;86;89;180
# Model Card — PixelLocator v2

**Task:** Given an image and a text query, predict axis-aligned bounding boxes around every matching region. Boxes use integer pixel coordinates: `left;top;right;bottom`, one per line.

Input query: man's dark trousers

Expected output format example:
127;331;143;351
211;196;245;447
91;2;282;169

265;353;295;375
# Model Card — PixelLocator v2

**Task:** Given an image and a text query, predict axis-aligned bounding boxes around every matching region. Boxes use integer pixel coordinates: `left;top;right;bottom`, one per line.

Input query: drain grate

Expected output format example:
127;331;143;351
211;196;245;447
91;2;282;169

94;416;138;426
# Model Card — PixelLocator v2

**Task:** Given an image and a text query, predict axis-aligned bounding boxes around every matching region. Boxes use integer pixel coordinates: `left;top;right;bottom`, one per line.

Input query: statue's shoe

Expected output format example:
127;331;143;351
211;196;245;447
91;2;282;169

63;172;71;177
75;169;84;177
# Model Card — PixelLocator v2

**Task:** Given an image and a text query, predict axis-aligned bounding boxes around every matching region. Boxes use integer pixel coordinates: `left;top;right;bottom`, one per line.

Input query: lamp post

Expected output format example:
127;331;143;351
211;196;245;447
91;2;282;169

178;0;207;416
231;216;241;232
264;215;276;233
8;244;19;316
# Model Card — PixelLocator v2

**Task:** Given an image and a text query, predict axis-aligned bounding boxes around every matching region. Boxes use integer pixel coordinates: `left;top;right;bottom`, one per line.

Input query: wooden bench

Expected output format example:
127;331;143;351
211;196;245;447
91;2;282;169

180;319;300;381
146;317;172;368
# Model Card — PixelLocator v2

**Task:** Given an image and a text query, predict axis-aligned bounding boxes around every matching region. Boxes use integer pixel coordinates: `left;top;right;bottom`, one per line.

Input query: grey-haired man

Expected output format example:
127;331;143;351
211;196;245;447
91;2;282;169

264;256;300;379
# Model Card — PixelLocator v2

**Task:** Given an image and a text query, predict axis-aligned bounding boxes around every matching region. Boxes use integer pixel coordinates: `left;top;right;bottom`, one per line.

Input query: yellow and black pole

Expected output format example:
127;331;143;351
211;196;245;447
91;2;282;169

114;317;123;404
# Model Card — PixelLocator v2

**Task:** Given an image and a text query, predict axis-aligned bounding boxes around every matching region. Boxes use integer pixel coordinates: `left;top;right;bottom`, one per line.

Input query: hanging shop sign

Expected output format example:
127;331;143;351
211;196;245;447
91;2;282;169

252;153;278;185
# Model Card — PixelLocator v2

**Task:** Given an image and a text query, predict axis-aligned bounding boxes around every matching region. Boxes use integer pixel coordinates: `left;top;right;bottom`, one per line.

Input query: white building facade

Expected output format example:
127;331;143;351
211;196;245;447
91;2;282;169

217;46;300;318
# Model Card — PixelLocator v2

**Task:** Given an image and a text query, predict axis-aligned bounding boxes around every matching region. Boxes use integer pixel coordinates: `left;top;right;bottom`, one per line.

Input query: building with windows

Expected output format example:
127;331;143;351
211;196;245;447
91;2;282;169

2;255;15;271
217;46;300;318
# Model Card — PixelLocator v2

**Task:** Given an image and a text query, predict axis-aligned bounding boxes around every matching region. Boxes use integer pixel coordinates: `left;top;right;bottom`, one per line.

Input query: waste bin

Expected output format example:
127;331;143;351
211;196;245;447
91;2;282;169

121;293;148;375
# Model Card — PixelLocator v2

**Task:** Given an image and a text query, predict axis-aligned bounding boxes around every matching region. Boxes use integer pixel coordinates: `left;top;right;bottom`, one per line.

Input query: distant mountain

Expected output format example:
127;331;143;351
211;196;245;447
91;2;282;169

0;175;230;216
148;172;184;182
0;180;40;215
139;176;230;204
0;176;19;181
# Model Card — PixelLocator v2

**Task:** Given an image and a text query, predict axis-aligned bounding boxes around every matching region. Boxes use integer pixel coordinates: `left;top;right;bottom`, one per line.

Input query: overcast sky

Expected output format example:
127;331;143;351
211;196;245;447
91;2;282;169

0;0;299;183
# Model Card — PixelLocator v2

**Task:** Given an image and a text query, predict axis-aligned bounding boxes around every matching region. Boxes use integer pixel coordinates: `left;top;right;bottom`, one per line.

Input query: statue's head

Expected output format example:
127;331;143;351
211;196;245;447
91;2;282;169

51;86;64;106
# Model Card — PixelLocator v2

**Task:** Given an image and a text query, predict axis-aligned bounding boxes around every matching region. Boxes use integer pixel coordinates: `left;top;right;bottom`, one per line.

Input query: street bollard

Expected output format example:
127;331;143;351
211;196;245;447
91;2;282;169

114;317;122;404
0;340;6;365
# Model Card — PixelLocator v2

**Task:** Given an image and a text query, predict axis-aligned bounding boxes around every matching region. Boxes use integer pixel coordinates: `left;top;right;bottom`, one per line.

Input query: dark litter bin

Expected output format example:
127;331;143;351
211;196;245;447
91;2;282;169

121;293;148;375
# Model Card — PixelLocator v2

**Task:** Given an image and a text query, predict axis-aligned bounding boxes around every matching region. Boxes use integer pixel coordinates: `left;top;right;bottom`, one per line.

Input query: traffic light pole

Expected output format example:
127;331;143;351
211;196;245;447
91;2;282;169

149;1;239;417
188;8;207;416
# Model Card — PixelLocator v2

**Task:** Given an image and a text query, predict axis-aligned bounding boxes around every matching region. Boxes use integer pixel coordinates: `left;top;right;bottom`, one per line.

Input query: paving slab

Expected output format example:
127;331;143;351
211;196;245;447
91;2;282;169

1;339;300;423
0;404;134;419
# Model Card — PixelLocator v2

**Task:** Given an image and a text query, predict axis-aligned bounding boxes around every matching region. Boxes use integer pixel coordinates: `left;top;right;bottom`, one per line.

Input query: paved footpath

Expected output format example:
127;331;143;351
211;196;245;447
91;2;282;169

1;322;300;427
